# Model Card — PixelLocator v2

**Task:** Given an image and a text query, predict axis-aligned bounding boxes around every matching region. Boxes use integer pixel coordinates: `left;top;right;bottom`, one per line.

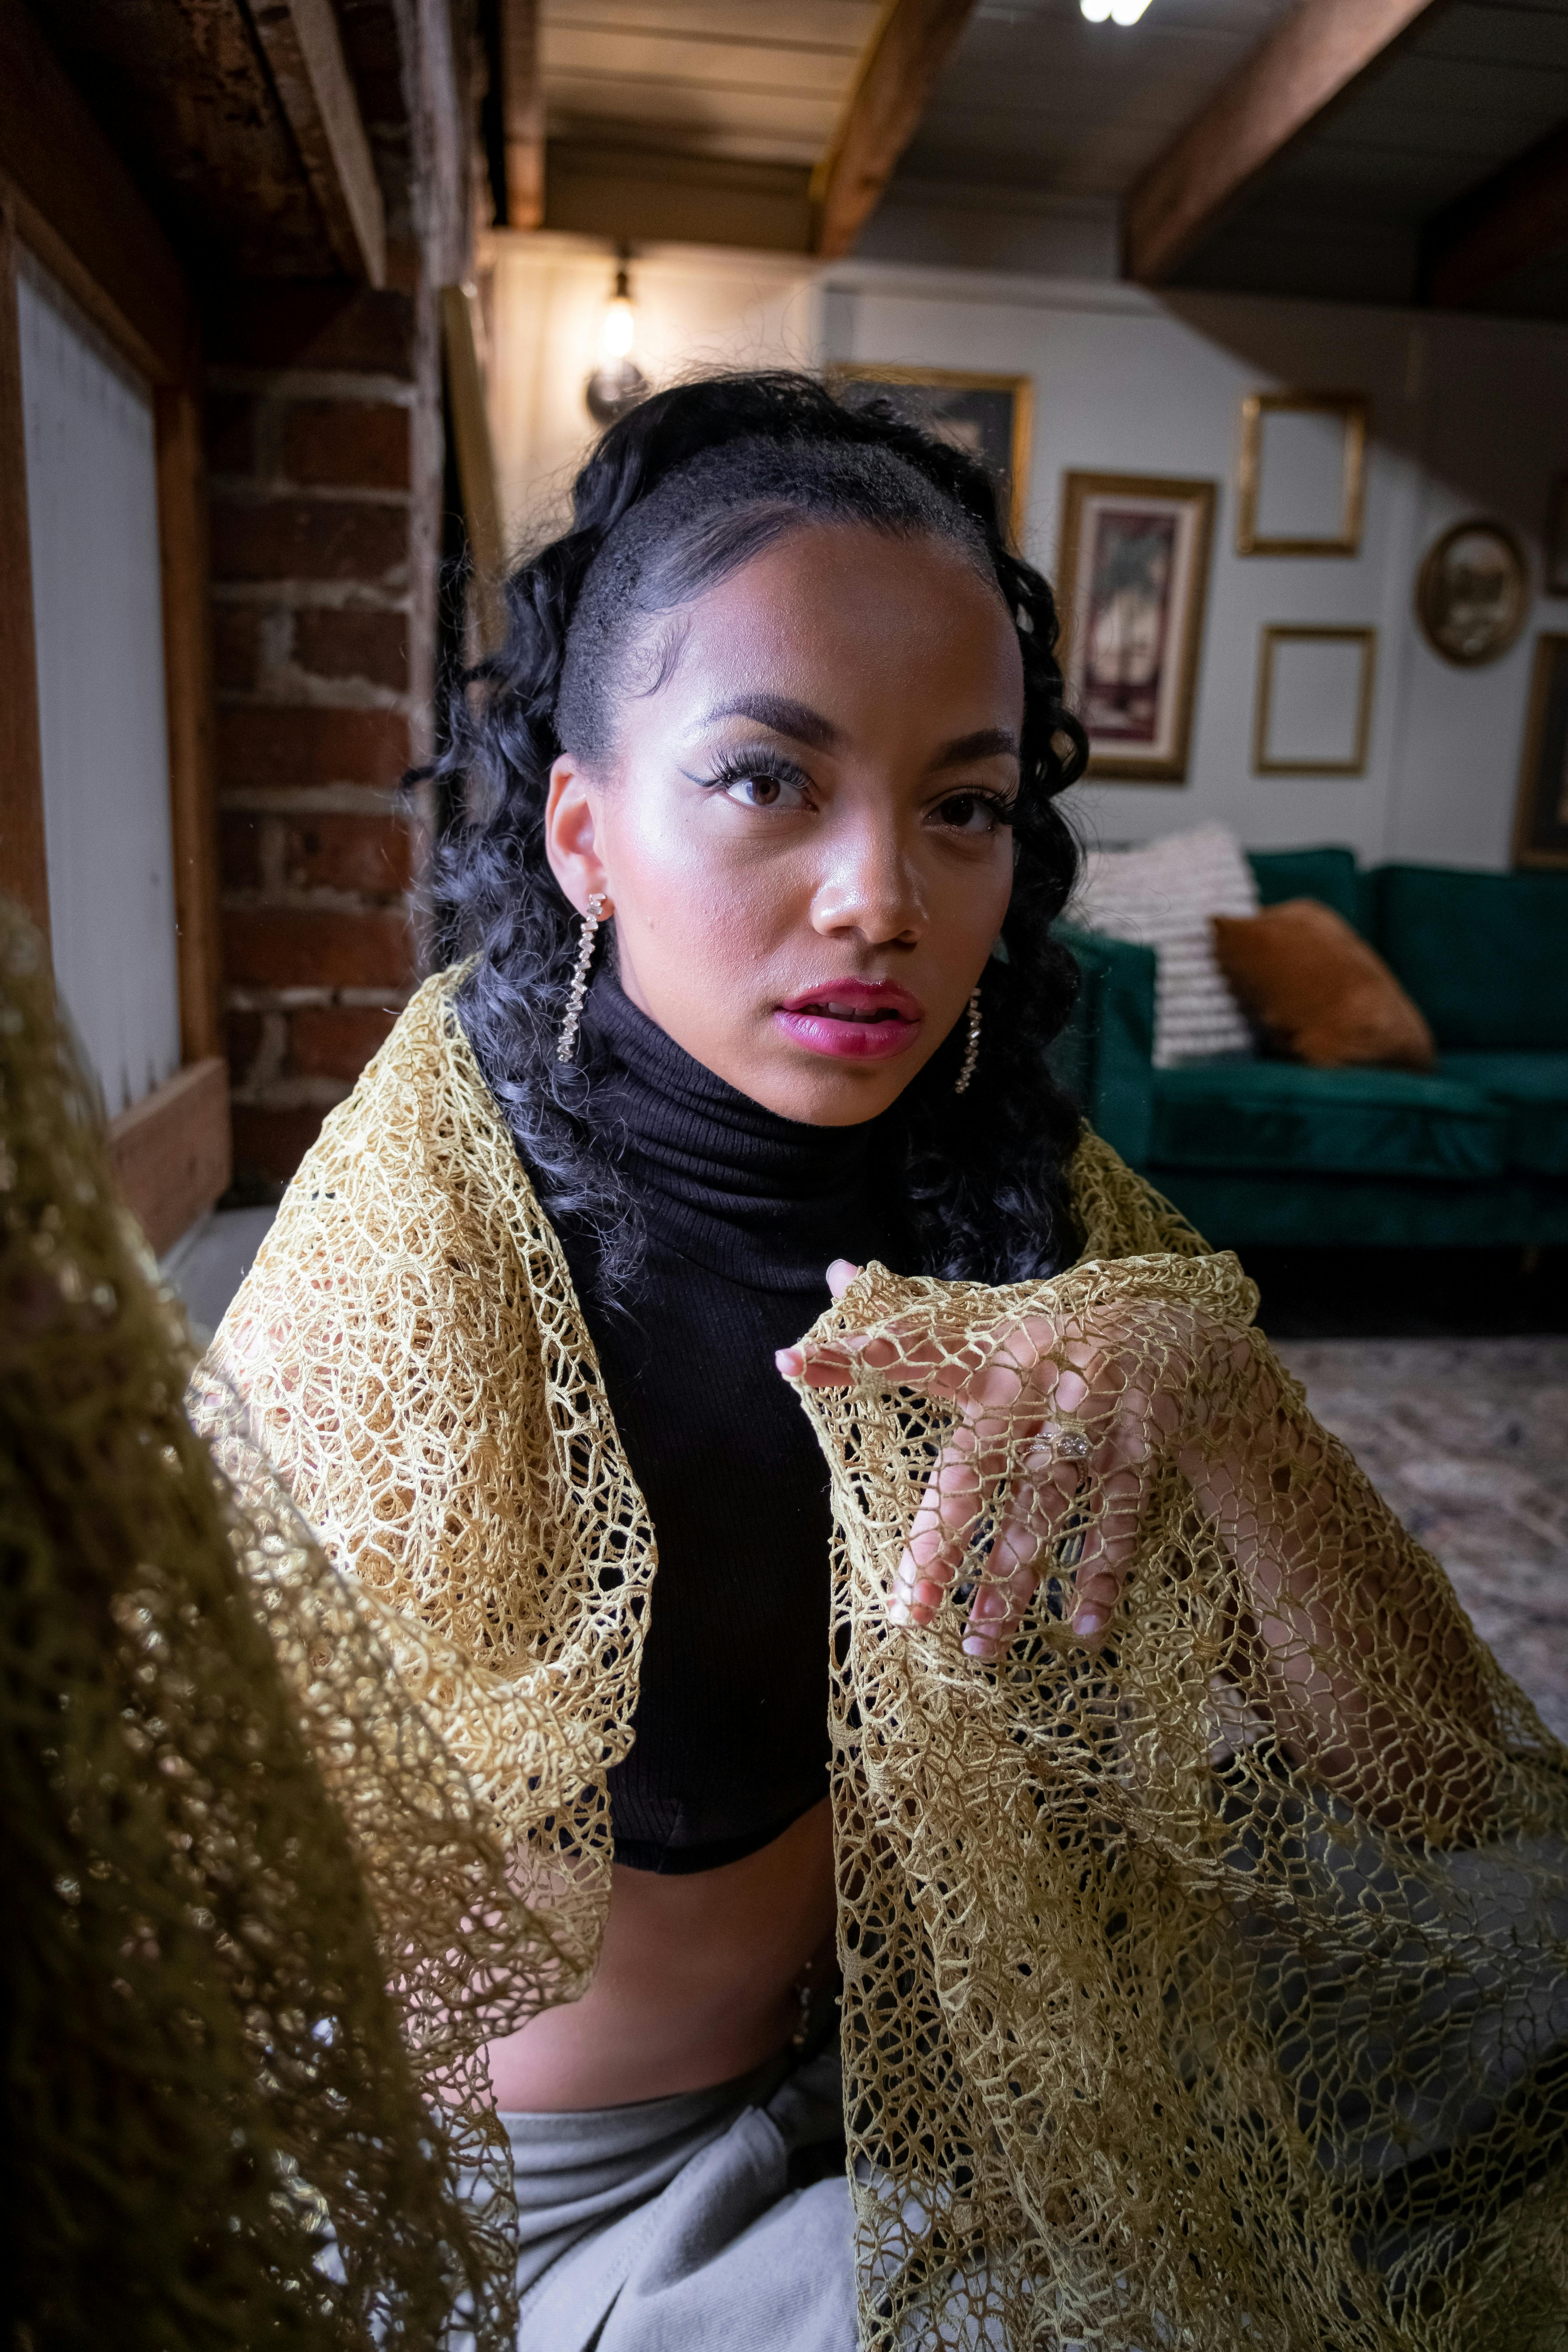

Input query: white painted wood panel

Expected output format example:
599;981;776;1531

16;250;181;1117
541;0;873;170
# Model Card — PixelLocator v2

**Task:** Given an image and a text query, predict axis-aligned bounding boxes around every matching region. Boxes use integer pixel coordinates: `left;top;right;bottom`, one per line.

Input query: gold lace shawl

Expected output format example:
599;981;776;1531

2;905;534;2352
204;969;1568;2351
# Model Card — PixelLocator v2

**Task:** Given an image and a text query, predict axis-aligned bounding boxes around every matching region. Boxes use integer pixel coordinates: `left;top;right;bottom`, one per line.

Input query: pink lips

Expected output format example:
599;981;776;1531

773;977;926;1062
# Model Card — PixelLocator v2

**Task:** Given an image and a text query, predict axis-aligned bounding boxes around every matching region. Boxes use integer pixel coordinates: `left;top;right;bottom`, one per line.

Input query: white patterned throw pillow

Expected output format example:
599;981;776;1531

1069;822;1259;1068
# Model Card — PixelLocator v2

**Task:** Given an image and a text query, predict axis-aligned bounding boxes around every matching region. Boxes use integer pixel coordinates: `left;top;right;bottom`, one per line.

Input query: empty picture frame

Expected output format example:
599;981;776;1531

1056;471;1216;782
1237;391;1368;557
1513;634;1568;869
1543;475;1568;598
825;365;1032;545
1254;625;1377;776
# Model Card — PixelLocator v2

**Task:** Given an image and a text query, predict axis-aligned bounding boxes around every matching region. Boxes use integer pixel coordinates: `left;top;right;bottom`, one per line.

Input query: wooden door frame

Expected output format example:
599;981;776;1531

0;0;228;1252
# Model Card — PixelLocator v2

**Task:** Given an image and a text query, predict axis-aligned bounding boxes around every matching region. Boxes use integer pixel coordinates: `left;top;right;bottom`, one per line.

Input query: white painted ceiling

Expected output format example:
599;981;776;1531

534;0;1568;315
540;0;880;167
900;0;1307;197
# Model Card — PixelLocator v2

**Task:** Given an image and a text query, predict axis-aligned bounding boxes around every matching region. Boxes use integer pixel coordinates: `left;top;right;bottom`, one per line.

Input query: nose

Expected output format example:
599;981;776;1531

808;811;926;947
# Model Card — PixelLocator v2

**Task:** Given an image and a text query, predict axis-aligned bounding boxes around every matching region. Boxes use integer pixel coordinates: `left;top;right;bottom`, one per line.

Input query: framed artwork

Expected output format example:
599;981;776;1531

1253;625;1377;776
1513;635;1568;869
1055;471;1216;782
1237;391;1368;557
1546;475;1568;597
1416;517;1530;667
825;365;1032;544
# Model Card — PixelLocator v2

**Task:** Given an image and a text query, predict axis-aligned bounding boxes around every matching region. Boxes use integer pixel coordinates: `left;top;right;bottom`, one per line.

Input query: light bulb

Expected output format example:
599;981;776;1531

1111;0;1152;19
599;293;635;364
1080;0;1112;17
585;257;649;425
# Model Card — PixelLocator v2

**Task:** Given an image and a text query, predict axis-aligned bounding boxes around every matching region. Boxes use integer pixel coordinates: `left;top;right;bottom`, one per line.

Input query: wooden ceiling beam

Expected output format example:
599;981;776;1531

1422;120;1568;309
1125;0;1443;287
811;0;979;261
248;0;387;285
499;0;544;231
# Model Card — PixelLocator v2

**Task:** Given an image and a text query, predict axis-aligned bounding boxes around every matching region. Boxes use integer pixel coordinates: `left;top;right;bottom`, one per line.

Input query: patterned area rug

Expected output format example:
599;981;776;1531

1276;1336;1568;1744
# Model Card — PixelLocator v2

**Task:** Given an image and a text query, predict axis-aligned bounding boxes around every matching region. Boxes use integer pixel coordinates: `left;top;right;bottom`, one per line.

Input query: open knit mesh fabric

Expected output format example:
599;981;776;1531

205;966;1568;2352
0;899;550;2352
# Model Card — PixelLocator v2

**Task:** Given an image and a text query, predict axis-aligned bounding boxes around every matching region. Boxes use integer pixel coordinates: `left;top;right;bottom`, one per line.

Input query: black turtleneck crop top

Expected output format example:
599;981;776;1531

548;973;905;1874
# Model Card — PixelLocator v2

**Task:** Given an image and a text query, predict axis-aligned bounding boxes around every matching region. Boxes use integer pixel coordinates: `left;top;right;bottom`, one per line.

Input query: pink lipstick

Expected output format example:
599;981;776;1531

773;978;926;1062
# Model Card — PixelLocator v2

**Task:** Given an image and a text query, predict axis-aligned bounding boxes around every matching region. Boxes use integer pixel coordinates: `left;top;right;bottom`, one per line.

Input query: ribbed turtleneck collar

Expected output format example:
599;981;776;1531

578;969;897;1290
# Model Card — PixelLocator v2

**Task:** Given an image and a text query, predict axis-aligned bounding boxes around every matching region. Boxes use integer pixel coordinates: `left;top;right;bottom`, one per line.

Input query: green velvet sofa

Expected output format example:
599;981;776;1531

1053;848;1568;1249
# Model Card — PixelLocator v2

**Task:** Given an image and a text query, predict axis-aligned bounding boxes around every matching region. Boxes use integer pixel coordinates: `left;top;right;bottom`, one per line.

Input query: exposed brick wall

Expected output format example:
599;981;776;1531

199;0;473;1196
205;286;432;1191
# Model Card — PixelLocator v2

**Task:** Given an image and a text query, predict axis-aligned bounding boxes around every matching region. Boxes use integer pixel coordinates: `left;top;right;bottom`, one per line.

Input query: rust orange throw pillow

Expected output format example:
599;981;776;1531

1210;898;1436;1070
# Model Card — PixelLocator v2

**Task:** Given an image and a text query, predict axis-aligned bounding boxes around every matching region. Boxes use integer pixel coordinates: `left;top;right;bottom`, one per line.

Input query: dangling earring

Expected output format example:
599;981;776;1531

556;893;607;1063
954;984;982;1095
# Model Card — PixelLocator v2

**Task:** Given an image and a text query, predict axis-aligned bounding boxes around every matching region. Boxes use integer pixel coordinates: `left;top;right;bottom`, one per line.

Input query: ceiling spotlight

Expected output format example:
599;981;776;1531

1081;0;1152;19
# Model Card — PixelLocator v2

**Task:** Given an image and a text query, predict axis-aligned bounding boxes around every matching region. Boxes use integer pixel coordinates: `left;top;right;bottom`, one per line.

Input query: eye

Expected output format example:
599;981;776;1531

930;789;1013;836
722;770;807;811
692;749;816;812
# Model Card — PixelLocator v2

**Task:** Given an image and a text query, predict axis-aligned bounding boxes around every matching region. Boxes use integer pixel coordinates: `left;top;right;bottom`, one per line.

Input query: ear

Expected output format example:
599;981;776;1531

544;755;613;917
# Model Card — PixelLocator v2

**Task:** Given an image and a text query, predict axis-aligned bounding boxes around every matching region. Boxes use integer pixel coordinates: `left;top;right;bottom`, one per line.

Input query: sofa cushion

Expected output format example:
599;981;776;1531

1247;845;1363;931
1149;1060;1506;1181
1069;823;1258;1066
1370;866;1568;1050
1211;900;1435;1070
1438;1052;1568;1174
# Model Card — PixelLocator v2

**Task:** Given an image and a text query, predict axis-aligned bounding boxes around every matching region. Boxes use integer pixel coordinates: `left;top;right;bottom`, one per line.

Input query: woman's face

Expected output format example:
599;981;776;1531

544;521;1023;1126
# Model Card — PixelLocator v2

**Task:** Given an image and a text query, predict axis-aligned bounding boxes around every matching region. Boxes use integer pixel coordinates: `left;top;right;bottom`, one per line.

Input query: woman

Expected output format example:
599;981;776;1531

209;373;1563;2351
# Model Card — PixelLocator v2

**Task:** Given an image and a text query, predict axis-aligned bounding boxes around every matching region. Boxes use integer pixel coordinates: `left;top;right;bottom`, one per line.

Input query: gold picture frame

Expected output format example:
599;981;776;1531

1512;634;1568;870
1056;470;1216;783
1545;474;1568;598
1237;391;1369;557
824;365;1033;545
1416;517;1530;667
1253;625;1378;776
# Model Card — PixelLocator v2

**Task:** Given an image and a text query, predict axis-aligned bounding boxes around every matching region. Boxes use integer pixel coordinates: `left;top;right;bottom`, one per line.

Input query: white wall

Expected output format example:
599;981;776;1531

484;235;817;555
482;233;1568;873
17;249;181;1115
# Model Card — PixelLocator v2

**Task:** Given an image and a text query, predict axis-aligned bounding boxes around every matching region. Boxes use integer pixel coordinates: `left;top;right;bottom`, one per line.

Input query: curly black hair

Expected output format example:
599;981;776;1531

424;369;1088;1299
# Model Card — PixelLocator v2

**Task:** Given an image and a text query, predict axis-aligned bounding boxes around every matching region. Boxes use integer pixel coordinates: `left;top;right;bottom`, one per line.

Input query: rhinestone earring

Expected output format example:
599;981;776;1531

556;893;607;1063
954;984;982;1095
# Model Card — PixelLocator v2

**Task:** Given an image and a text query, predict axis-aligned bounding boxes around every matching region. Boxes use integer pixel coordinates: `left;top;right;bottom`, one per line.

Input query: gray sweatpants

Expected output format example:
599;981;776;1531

501;2041;857;2351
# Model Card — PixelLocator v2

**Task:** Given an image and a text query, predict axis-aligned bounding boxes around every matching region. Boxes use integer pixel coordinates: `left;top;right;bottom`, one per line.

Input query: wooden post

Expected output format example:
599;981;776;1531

0;199;47;939
155;377;223;1065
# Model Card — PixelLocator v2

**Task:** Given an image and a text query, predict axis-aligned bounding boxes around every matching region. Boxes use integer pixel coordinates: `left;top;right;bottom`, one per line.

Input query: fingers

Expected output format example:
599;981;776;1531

783;1321;1044;1406
889;1415;1008;1631
826;1258;860;1301
969;1446;1088;1656
776;1298;1165;1657
776;1324;951;1394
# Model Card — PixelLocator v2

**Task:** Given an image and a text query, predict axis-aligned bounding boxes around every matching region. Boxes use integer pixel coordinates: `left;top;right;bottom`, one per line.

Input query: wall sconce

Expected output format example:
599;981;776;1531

585;248;648;425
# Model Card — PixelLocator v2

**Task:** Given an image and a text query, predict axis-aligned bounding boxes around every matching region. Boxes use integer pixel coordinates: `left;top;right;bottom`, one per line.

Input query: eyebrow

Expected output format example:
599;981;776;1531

930;727;1020;770
698;698;1020;771
698;694;842;749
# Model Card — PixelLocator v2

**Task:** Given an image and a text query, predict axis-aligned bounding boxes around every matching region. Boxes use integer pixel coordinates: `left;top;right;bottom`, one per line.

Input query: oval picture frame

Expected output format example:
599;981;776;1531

1416;517;1530;667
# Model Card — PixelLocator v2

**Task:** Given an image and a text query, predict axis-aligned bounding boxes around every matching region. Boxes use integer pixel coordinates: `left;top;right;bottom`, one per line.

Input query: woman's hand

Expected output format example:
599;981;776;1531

776;1259;1268;1662
778;1259;1498;1835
